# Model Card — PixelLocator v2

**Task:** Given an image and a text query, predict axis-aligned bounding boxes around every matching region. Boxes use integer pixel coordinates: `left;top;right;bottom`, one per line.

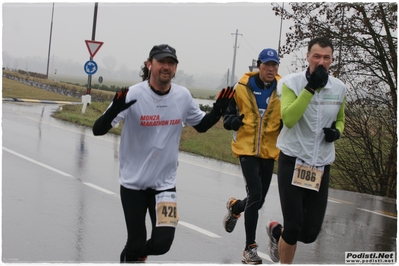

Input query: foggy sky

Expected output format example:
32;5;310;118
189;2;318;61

2;1;300;88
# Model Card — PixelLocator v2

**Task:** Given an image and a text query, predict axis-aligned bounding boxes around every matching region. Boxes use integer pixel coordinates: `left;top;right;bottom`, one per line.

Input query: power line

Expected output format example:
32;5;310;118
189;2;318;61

241;35;258;55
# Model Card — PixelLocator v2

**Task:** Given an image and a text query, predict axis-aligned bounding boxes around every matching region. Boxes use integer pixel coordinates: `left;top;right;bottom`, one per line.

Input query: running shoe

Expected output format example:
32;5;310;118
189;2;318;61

242;243;262;264
223;197;241;233
266;220;280;262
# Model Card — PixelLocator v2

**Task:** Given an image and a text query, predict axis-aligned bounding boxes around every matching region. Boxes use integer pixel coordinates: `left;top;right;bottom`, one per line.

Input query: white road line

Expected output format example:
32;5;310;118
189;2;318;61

3;146;224;239
179;158;242;177
82;182;116;195
328;199;343;204
3;147;74;178
328;197;354;204
178;221;222;238
178;158;279;186
258;251;273;263
3;147;118;196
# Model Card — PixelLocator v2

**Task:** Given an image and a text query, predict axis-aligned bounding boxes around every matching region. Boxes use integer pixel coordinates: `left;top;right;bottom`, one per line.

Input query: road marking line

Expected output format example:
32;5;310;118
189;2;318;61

3;147;74;178
82;182;115;195
357;208;397;219
178;158;243;177
179;158;278;186
3;146;224;239
328;197;354;204
178;221;222;238
258;251;273;262
379;210;397;217
3;147;115;197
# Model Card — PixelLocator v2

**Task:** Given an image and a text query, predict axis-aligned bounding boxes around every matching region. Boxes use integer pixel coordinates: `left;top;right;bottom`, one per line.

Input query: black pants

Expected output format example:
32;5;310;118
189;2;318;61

232;156;274;247
277;152;330;245
119;186;176;262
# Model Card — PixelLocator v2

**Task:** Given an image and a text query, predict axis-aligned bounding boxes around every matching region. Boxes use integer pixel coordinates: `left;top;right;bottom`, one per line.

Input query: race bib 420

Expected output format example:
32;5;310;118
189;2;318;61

155;191;179;227
291;159;324;192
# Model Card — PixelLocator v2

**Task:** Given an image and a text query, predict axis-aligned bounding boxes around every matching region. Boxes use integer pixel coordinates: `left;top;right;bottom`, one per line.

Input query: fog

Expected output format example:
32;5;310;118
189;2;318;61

3;1;300;89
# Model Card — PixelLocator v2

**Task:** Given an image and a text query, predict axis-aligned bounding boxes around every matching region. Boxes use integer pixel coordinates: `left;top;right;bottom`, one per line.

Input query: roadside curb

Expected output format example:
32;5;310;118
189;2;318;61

2;98;81;105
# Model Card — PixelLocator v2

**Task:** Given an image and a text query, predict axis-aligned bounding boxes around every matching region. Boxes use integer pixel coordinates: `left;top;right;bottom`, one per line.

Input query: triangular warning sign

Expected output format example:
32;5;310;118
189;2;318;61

85;40;104;58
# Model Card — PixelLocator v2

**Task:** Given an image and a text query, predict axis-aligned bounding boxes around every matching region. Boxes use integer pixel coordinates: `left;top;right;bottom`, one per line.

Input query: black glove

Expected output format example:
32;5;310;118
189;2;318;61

93;88;136;136
110;88;137;114
323;121;340;142
230;114;244;131
213;87;235;116
305;65;329;94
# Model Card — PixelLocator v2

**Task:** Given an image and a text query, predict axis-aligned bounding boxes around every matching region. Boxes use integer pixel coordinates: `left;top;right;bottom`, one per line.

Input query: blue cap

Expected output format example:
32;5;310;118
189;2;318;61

258;48;279;64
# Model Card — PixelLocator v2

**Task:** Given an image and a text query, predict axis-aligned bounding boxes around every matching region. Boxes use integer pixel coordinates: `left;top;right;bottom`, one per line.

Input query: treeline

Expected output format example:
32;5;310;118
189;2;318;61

3;68;213;111
4;68;48;79
89;83;121;92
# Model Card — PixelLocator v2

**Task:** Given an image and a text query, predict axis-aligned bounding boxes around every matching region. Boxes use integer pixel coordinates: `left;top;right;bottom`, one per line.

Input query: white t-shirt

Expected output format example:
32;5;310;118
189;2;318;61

111;81;205;190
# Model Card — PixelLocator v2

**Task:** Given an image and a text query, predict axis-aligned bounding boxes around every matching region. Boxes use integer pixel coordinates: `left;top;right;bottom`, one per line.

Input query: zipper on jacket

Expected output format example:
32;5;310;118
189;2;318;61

312;92;321;166
256;115;263;157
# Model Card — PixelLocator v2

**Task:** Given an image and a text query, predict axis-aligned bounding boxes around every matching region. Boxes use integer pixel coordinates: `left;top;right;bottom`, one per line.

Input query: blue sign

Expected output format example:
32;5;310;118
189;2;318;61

84;60;98;75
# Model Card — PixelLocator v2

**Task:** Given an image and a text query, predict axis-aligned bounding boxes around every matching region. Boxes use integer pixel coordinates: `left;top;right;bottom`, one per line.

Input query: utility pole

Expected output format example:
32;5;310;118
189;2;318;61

277;2;284;57
82;2;98;114
230;29;242;86
46;3;54;79
227;68;230;87
336;5;345;78
86;2;98;95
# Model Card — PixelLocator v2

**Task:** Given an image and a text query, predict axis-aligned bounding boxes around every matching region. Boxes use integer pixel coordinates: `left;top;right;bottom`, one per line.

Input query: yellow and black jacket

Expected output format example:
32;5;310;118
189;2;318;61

223;72;282;160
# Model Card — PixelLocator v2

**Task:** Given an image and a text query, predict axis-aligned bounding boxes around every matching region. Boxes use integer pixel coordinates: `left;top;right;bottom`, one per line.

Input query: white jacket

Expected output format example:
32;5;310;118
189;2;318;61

276;70;346;166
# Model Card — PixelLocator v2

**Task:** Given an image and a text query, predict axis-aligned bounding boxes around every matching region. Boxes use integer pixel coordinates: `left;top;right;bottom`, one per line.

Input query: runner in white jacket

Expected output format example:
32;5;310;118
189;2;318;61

93;44;234;263
266;37;346;264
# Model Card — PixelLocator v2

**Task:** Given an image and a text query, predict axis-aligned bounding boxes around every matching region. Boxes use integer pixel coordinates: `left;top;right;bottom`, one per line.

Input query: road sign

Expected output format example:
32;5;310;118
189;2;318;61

84;60;98;75
85;40;103;58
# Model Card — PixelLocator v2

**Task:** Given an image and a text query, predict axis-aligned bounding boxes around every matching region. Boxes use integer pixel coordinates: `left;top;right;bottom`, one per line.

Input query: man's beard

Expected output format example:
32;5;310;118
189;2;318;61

158;72;172;84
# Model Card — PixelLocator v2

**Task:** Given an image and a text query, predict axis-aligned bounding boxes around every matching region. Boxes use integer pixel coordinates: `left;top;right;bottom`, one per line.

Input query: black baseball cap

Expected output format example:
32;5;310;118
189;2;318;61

149;44;179;63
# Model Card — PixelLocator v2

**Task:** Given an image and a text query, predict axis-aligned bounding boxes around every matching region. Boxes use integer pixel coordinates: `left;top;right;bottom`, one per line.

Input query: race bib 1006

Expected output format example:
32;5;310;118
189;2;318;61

155;191;179;227
291;159;324;192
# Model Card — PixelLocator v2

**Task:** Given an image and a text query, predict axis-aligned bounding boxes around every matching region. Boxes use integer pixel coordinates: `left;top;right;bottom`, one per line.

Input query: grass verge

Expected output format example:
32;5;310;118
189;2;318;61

2;77;80;102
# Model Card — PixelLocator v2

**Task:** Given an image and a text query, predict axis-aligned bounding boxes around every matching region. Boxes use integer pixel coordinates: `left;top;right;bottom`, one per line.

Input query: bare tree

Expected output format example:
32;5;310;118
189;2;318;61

217;70;238;90
272;2;397;197
174;70;195;87
102;55;117;72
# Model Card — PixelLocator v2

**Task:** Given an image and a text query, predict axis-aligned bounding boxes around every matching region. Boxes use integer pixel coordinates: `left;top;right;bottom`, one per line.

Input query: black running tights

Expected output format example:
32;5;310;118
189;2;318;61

119;186;176;262
232;156;274;248
277;152;330;245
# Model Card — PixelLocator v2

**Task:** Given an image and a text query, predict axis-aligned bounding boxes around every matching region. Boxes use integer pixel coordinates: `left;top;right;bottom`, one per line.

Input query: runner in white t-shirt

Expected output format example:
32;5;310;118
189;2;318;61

93;44;234;263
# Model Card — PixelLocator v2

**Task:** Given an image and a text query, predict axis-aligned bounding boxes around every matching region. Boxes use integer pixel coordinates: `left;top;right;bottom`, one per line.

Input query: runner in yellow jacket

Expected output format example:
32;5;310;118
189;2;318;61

222;48;282;264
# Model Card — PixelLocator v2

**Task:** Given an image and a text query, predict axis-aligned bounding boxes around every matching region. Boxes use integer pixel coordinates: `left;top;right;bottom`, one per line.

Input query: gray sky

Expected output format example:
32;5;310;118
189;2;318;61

3;1;299;88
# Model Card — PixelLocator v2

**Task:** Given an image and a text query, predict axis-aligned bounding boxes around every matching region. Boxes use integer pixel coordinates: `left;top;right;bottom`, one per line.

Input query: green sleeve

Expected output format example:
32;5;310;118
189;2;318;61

280;84;313;128
281;84;346;133
335;95;346;134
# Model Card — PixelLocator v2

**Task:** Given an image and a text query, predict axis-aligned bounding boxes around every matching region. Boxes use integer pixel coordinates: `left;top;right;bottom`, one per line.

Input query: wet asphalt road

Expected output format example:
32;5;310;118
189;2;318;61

2;102;397;264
